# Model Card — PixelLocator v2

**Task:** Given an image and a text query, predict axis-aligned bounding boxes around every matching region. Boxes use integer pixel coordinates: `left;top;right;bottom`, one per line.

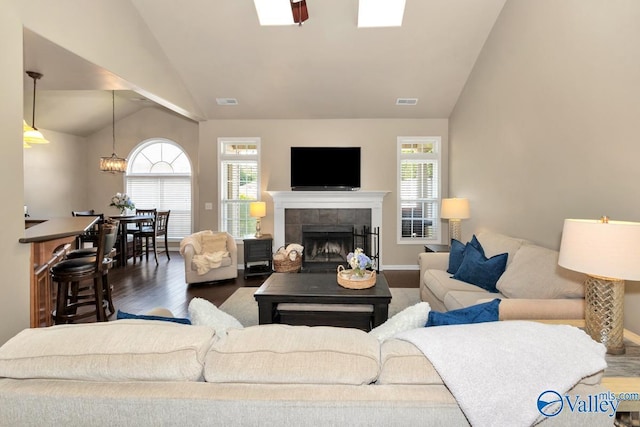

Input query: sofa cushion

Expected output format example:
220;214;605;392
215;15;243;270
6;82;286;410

424;269;484;302
369;302;431;342
204;324;380;385
496;244;585;299
377;339;443;385
476;231;528;267
0;321;216;381
452;243;507;292
444;289;505;310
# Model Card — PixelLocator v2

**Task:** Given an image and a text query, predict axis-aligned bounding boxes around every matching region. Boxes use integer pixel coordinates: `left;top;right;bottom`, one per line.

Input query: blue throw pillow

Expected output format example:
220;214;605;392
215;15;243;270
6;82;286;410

469;235;484;255
116;310;192;325
446;239;466;274
426;299;501;327
452;243;507;292
446;235;485;274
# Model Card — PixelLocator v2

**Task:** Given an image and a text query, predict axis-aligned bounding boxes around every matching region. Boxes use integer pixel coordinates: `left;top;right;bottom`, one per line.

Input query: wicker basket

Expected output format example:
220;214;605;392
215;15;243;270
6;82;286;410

273;247;302;273
336;265;376;289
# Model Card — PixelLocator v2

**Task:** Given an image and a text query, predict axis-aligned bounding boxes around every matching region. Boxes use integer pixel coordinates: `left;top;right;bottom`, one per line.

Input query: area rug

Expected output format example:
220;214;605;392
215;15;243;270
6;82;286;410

219;287;421;327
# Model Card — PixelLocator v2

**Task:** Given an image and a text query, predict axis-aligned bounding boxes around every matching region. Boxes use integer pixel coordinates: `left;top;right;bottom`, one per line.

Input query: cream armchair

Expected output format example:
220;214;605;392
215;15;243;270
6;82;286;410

180;231;238;284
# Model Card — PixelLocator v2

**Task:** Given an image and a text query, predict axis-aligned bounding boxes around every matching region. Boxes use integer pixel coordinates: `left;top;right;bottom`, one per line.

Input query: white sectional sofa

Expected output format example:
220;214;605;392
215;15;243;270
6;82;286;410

419;231;587;320
0;319;610;426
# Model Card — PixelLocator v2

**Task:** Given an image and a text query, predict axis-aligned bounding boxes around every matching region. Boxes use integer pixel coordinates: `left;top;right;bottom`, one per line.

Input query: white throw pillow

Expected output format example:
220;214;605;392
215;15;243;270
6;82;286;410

368;302;431;342
188;297;244;335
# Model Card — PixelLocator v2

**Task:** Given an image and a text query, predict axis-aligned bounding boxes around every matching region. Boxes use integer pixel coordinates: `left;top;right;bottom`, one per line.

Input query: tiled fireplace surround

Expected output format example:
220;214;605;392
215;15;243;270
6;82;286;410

268;191;387;266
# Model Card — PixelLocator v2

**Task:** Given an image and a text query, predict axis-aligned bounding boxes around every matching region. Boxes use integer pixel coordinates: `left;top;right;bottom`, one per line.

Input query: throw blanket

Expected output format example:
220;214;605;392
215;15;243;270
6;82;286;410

192;251;229;275
180;231;229;275
396;321;606;427
179;230;214;256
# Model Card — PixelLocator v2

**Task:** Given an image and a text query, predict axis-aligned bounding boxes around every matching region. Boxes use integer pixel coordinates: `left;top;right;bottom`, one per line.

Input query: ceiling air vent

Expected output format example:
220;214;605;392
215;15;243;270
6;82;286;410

396;98;418;106
216;98;238;106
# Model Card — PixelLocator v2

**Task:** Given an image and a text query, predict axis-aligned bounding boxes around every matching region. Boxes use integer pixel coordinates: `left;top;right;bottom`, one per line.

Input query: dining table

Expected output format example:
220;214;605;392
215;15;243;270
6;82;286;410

108;214;155;266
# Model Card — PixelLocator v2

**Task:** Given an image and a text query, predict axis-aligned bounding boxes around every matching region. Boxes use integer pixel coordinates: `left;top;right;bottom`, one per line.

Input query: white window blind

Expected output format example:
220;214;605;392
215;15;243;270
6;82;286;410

397;137;441;244
219;138;261;239
125;140;192;240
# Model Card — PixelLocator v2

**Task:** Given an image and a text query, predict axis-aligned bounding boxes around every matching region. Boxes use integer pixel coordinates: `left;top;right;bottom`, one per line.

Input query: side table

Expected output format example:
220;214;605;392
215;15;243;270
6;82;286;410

243;234;273;279
424;244;450;253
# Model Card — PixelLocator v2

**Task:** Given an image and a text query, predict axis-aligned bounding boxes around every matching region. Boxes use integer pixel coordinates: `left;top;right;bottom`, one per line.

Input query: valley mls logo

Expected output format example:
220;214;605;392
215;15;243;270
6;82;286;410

537;390;621;418
537;390;563;417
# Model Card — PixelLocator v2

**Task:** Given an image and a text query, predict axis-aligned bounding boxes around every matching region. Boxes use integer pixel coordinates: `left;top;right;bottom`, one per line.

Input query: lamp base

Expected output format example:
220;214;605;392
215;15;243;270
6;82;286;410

584;275;625;355
448;219;462;243
254;218;263;238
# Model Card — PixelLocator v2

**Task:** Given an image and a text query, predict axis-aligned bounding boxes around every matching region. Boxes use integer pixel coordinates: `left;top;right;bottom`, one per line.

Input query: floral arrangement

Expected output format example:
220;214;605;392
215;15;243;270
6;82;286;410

346;247;372;277
110;192;135;214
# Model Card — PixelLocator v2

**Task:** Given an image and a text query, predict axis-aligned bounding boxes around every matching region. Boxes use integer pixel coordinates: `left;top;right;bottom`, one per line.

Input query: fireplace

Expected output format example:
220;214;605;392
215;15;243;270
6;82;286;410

268;190;388;268
302;225;352;266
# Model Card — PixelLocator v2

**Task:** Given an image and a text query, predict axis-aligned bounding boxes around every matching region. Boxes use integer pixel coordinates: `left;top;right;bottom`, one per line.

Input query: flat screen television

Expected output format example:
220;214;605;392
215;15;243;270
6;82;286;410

290;147;361;191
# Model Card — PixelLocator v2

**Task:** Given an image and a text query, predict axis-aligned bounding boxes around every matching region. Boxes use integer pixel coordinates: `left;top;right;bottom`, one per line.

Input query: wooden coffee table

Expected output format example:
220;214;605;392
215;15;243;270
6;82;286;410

254;272;392;331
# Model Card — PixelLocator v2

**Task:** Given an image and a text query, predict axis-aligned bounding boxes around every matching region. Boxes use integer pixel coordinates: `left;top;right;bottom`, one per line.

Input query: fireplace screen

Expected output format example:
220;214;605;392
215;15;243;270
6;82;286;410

301;225;380;272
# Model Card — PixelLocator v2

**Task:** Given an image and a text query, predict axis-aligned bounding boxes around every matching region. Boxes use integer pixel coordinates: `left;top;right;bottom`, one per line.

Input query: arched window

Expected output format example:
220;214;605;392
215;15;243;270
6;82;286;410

126;139;192;240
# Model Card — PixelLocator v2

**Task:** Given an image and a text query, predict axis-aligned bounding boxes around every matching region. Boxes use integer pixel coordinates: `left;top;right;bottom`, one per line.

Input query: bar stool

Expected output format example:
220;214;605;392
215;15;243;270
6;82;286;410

65;247;118;316
50;220;119;324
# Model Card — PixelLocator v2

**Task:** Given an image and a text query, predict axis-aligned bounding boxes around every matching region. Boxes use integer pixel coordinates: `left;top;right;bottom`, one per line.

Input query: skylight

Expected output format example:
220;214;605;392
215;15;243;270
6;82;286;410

358;0;406;28
254;0;299;26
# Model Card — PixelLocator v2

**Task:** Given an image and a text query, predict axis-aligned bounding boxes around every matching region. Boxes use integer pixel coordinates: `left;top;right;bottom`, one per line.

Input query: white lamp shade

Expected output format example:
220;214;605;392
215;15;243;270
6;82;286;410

558;218;640;280
249;201;266;218
23;126;49;145
441;198;470;219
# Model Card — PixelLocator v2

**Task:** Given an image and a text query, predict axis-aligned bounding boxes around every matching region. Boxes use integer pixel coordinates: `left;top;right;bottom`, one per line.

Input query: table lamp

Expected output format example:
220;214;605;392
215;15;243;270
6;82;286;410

441;198;470;242
558;217;640;354
249;201;266;238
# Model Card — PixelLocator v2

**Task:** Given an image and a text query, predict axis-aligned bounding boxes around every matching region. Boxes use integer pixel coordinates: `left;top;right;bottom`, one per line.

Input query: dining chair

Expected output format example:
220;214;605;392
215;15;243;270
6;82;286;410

133;210;171;264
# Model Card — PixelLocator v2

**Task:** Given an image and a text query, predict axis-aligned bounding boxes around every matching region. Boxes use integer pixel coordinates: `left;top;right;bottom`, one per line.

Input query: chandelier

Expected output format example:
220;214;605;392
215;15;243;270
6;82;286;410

99;91;127;173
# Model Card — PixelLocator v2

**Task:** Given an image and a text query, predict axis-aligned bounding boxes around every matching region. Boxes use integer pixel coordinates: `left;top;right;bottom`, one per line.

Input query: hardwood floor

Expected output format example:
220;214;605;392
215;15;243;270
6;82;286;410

109;251;420;318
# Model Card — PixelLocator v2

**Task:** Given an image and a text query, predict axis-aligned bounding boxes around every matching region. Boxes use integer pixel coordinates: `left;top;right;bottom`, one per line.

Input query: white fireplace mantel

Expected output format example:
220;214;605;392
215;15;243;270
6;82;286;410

267;190;389;261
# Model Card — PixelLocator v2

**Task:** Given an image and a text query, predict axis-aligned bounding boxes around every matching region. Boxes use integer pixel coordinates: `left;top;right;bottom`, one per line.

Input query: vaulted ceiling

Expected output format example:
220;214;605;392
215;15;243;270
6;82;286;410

22;0;507;136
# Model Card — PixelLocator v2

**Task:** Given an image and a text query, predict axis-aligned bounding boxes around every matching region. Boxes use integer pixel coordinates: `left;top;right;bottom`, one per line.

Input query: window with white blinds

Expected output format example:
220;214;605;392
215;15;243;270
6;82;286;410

219;138;260;239
397;137;441;244
125;139;192;240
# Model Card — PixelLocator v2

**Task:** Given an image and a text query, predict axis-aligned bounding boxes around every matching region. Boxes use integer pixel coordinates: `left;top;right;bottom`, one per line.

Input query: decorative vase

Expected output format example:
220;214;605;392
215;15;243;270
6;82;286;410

353;268;365;278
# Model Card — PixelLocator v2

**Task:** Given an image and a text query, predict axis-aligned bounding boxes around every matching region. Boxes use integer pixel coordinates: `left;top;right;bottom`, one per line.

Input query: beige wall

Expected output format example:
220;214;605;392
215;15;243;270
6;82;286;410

24;129;87;218
0;1;31;345
198;119;449;268
449;0;640;333
84;107;199;217
12;0;203;121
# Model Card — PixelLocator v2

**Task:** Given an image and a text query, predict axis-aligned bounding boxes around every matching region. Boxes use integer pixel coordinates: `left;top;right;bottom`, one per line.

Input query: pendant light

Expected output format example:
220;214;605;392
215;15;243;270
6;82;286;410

23;71;49;145
99;91;127;173
22;121;33;148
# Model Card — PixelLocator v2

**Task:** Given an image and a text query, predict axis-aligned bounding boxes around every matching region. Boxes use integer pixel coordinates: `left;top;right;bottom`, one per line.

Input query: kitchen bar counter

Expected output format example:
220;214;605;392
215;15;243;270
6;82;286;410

19;217;99;327
20;217;98;243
